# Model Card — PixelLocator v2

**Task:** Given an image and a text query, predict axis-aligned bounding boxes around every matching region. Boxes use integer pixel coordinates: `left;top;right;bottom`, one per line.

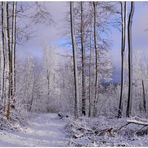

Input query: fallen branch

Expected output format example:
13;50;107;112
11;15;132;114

116;123;131;131
136;125;148;134
127;117;148;126
98;128;114;136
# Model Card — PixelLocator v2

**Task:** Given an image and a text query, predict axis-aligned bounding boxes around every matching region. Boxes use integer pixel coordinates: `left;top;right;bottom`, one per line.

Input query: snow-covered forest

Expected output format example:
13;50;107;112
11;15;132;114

0;1;148;147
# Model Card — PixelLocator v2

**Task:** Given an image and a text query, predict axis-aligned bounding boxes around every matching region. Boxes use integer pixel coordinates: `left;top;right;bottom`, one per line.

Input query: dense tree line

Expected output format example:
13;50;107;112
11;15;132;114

0;1;148;121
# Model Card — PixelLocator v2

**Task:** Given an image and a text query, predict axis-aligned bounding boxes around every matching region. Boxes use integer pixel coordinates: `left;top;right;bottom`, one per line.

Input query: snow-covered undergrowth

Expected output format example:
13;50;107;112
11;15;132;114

0;108;26;132
65;116;148;146
0;111;148;147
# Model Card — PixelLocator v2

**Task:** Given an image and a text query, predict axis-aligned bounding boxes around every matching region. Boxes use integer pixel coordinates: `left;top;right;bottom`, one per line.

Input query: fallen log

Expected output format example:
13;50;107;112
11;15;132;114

127;117;148;126
114;117;148;133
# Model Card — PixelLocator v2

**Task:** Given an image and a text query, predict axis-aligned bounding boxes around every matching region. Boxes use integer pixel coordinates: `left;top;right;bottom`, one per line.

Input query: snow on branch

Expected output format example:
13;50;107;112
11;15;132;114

127;117;148;126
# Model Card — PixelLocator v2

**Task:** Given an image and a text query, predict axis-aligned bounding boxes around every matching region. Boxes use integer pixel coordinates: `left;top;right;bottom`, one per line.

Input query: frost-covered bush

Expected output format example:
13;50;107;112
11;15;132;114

65;115;148;147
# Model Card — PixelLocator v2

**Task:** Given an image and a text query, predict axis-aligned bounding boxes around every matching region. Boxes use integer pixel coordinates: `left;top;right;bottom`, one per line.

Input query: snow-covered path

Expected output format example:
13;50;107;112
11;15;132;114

0;113;68;147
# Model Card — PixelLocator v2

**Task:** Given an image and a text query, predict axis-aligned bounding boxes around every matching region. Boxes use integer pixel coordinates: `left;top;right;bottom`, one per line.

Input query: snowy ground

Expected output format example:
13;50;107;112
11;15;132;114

0;113;148;147
65;116;148;147
0;113;68;147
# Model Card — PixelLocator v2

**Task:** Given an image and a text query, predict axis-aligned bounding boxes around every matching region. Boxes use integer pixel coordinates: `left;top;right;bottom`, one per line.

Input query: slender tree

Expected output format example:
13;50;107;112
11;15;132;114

80;2;86;116
92;2;98;117
2;2;11;118
1;2;5;105
118;2;126;118
142;80;146;113
0;2;17;119
70;2;80;118
126;1;134;117
88;29;93;117
11;2;17;99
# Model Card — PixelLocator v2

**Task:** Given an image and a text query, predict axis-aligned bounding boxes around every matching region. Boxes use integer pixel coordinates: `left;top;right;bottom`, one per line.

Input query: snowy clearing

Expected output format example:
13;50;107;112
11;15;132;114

0;113;68;147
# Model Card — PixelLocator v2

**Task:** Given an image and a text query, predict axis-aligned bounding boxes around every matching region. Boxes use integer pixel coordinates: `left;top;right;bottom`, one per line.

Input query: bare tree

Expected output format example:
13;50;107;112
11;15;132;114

88;29;93;117
1;2;11;119
92;2;98;117
70;2;80;118
142;80;146;113
0;2;17;119
0;2;5;106
118;2;126;118
126;1;134;117
80;2;86;116
11;2;17;99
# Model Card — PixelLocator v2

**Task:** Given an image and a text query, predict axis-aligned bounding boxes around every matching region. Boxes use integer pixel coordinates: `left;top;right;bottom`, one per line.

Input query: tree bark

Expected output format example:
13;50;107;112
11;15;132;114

88;30;93;117
92;2;98;117
2;2;11;119
1;2;17;119
118;2;126;118
46;69;50;98
126;2;134;117
70;2;80;118
1;2;5;106
80;2;86;116
142;80;146;113
11;2;17;100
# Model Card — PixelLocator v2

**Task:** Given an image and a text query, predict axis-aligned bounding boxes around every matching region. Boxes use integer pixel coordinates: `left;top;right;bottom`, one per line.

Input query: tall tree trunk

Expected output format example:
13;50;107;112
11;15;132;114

80;2;86;116
1;2;17;119
118;2;126;118
1;2;5;106
7;2;12;120
11;2;17;101
88;30;92;117
2;2;11;119
142;80;146;113
126;2;134;117
0;40;4;103
70;2;79;118
92;2;98;117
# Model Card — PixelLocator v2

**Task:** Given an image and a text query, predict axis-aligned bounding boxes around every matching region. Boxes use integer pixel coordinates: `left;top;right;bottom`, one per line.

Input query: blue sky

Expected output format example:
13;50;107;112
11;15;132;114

17;2;148;82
